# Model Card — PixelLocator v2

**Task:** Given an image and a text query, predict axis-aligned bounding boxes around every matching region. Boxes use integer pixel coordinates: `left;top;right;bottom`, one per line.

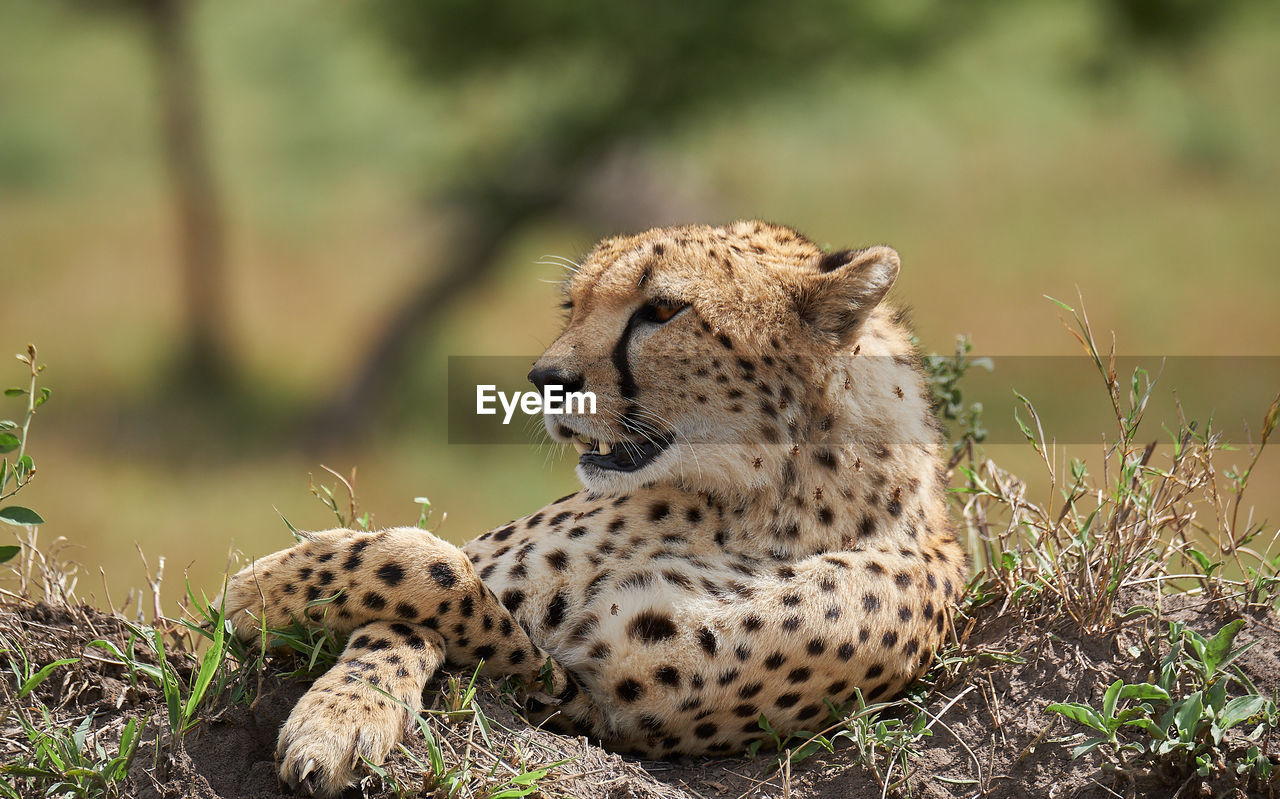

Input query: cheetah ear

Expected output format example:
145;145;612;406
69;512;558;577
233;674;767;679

796;246;900;343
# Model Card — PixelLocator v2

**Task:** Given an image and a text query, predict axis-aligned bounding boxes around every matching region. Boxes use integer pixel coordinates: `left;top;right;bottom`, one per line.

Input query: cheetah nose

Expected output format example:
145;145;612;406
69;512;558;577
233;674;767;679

528;365;584;395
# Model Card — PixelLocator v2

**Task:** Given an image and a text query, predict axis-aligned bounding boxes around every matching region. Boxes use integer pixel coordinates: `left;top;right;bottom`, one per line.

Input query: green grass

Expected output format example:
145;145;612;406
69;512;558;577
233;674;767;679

0;621;143;799
362;665;571;799
0;711;143;799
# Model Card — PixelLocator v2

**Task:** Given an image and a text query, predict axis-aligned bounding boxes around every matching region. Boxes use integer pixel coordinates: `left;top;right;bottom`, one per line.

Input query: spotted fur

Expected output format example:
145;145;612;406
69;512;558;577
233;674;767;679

221;221;967;797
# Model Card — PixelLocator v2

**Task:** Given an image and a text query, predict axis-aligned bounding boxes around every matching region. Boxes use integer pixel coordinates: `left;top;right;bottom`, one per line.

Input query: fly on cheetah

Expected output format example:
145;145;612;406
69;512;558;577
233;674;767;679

220;220;968;796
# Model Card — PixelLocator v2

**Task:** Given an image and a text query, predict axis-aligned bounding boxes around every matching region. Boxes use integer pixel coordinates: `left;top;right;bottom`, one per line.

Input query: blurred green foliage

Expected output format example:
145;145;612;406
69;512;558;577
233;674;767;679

1098;0;1242;51
370;0;1244;192
374;0;979;139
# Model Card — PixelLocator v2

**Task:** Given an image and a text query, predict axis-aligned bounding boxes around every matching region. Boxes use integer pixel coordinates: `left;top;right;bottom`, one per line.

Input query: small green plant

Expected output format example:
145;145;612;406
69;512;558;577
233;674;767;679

831;693;933;791
1;625;143;799
954;296;1280;633
740;686;934;794
1047;620;1278;783
309;465;374;531
88;613;229;737
1047;679;1171;762
243;609;345;678
745;711;837;764
306;464;446;533
414;495;446;531
0;345;49;565
922;334;991;460
0;630;79;709
365;677;568;799
1;710;144;799
440;663;485;721
1170;619;1254;685
1145;620;1274;778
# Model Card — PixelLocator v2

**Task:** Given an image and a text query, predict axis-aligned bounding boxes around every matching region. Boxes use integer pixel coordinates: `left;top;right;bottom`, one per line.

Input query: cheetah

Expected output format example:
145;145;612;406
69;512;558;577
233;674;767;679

221;221;968;796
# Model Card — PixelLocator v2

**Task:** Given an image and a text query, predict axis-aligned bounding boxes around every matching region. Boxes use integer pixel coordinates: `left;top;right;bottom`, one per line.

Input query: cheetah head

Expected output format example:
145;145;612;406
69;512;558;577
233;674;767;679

530;221;902;496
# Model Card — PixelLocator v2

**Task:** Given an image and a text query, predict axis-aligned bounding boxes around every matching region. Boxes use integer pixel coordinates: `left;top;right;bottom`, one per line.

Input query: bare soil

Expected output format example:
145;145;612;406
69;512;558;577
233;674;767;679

2;594;1277;799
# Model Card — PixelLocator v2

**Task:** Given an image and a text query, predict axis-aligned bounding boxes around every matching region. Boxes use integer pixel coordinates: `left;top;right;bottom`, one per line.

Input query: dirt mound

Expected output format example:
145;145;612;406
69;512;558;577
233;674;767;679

899;593;1280;799
2;597;1277;798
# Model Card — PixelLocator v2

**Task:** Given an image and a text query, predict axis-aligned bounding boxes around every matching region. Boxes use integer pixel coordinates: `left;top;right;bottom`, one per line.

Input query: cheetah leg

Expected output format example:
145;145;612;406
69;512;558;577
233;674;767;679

223;527;555;678
222;528;603;785
276;620;443;797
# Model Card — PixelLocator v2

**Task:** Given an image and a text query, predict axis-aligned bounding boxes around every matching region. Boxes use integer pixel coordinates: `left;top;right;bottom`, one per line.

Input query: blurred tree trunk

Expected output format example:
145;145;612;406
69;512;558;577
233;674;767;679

306;135;683;445
307;112;645;445
140;0;231;391
308;183;567;447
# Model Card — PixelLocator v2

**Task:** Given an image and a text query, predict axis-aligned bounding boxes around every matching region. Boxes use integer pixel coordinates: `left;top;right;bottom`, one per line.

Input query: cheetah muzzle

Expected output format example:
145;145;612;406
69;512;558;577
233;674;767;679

220;221;969;797
567;429;675;473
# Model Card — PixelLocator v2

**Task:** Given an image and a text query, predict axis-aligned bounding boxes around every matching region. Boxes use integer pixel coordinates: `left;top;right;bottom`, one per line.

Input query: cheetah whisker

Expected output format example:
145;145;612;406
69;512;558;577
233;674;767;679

626;403;703;482
536;254;582;273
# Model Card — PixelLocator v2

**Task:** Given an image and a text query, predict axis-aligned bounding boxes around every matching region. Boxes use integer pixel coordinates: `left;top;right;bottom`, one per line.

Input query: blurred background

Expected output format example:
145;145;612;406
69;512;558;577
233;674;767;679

1;0;1277;611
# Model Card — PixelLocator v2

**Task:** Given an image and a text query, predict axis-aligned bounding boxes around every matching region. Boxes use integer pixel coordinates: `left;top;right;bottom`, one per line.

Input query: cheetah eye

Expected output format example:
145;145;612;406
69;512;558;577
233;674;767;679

636;300;687;325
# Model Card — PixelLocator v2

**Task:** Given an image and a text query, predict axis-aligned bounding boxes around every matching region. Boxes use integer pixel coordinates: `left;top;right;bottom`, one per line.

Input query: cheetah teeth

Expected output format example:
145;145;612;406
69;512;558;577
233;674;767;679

571;436;612;456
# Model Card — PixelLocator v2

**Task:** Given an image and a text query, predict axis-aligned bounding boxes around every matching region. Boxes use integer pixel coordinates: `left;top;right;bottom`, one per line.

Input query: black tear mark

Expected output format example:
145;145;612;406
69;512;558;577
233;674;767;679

611;308;645;399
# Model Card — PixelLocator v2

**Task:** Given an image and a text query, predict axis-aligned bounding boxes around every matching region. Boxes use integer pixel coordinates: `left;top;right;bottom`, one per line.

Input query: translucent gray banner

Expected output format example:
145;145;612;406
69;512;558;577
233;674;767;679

446;356;1279;446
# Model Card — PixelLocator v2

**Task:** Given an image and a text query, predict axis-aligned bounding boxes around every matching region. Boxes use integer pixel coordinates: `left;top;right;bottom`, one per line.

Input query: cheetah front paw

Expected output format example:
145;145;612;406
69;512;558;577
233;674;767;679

276;675;413;797
275;621;443;797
